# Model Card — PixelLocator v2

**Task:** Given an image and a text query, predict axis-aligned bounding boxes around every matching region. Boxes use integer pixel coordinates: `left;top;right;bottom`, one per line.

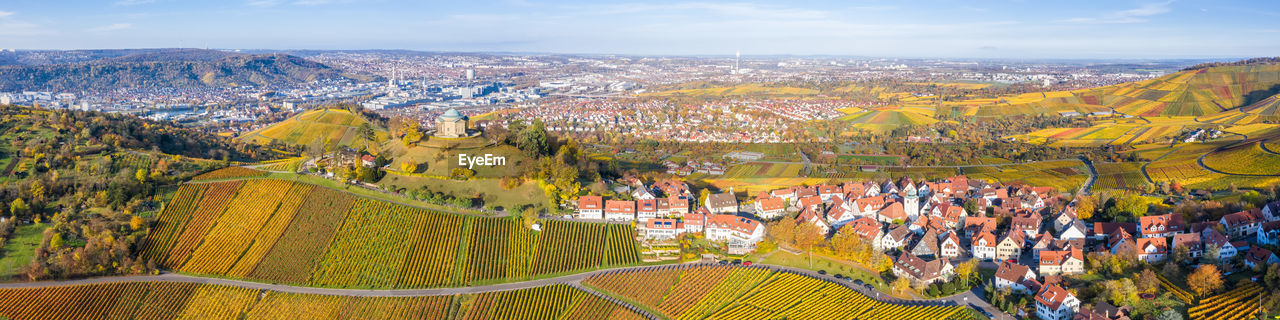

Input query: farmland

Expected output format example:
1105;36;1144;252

0;281;645;320
237;108;388;147
1091;162;1150;191
140;179;643;289
583;265;978;320
1201;141;1280;175
1188;282;1266;320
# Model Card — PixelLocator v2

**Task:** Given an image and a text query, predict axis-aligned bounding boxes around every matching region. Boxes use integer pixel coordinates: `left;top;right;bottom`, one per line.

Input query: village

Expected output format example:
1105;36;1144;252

574;175;1280;320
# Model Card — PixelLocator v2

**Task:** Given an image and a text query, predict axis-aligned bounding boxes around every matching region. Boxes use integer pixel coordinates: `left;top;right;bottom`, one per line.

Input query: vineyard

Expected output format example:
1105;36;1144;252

141;179;642;289
1188;282;1266;320
191;166;268;180
0;281;642;320
1202;141;1280;175
1156;273;1195;304
584;265;978;320
1091;162;1150;190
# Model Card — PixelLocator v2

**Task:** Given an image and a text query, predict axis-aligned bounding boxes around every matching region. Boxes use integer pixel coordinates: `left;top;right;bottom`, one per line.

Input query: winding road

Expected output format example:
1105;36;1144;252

0;263;1009;319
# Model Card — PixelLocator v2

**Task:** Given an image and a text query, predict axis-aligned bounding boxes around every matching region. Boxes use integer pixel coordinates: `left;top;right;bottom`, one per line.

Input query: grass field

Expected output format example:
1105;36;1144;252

379;174;549;213
0;223;46;279
238;108;388;148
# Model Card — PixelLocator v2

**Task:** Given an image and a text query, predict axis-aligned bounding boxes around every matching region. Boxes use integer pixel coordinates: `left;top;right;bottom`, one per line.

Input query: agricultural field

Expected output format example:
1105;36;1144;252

1091;162;1150;191
140;179;642;289
191;166;268;180
838;106;938;133
719;162;804;179
963;160;1089;192
237;108;388;148
584;265;977;320
0;281;643;320
1188;282;1265;320
1201;141;1280;175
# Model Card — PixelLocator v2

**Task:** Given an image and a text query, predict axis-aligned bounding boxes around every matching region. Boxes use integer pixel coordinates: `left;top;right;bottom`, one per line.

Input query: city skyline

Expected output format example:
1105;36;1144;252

0;0;1277;58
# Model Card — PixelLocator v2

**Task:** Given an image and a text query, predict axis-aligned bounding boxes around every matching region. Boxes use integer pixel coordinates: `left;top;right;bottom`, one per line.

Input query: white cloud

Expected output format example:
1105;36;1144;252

88;23;133;32
1064;0;1175;24
247;0;282;7
0;11;14;18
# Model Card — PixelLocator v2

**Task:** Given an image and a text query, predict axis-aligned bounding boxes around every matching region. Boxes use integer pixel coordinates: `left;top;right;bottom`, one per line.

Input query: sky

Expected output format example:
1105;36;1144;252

1;0;1278;59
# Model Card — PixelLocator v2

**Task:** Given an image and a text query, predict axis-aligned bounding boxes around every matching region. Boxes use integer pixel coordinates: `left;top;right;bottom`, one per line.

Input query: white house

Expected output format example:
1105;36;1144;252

705;214;765;245
971;231;998;261
577;196;603;220
993;261;1036;293
1036;283;1080;320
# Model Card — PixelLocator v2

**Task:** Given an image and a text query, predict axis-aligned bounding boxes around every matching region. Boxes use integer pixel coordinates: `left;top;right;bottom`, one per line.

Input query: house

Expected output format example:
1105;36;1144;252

654;180;692;198
797;195;823;212
939;231;963;258
1258;221;1280;246
1220;209;1265;237
1093;222;1138;241
1172;233;1203;259
892;251;954;286
667;197;690;215
1052;208;1077;233
1011;213;1043;236
963;217;998;238
971;231;998;261
705;214;765;245
1074;301;1131;320
706;192;739;214
817;184;841;201
637;199;660;222
841;217;884;248
1039;249;1085;276
996;231;1026;261
1058;220;1089;241
1139;213;1184;238
825;205;853;226
632;188;656;200
876;202;908;223
797;207;831;235
910;229;941;258
640;218;683;240
577;196;603;219
930;204;966;228
604;200;635;222
881;225;912;251
994;260;1037;293
1245;247;1280;269
360;154;376;167
1202;228;1237;260
1032;232;1056;261
1036;283;1081;320
1262;200;1280;221
754;197;787;220
684;209;707;233
1135;237;1167;263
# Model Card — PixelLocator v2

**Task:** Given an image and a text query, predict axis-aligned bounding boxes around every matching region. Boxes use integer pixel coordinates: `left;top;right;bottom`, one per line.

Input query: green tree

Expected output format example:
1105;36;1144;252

50;232;64;249
135;168;149;183
517;120;549;158
9;198;28;217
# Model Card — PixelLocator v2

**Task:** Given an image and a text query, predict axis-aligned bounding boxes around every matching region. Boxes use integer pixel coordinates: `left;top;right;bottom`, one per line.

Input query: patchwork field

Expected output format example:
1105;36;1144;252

0;281;645;320
141;179;641;289
1201;141;1280;175
1091;162;1149;190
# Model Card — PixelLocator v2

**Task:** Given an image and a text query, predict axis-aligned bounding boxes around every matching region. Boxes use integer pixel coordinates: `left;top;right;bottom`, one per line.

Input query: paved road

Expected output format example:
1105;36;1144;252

1079;156;1097;195
1196;133;1280;176
0;263;1011;318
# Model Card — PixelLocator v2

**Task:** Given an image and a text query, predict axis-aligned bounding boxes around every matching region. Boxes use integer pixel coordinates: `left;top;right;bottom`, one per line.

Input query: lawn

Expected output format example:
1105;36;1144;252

0;223;47;279
755;249;890;294
378;174;548;214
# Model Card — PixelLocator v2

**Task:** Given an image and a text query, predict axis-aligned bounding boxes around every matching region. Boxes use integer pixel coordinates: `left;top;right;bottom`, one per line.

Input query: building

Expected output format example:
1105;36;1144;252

994;260;1037;293
435;108;471;138
637;199;660;222
1245;247;1280;269
1202;229;1237;260
1139;213;1184;238
971;231;998;261
640;218;683;240
892;251;954;286
881;225;912;251
1039;249;1085;276
1135;237;1167;263
604;200;636;222
939;231;963;258
754;197;787;220
1259;221;1280;246
1220;209;1265;237
706;192;738;214
1172;233;1203;260
684;209;707;233
705;214;765;245
1036;283;1081;320
577;196;603;219
996;231;1025;261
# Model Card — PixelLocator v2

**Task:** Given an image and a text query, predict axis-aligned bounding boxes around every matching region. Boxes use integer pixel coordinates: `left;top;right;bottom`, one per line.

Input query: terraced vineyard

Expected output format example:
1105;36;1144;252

1201;141;1280;175
191;166;268;180
237;108;389;147
1188;282;1266;320
584;265;978;320
0;281;643;320
1092;162;1149;190
141;179;642;289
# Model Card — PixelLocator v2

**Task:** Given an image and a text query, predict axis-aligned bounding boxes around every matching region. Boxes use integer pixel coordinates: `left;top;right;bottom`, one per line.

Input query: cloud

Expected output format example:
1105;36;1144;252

114;0;155;5
0;11;14;18
88;23;133;32
1064;0;1175;24
247;0;282;7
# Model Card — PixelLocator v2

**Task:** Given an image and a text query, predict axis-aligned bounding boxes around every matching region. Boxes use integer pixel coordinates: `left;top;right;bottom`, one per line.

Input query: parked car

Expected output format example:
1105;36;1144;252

817;270;826;275
743;261;753;266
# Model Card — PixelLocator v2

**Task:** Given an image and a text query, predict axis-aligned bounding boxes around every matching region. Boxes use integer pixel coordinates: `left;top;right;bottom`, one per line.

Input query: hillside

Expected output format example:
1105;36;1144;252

977;64;1280;117
0;49;352;91
140;178;641;289
238;108;388;147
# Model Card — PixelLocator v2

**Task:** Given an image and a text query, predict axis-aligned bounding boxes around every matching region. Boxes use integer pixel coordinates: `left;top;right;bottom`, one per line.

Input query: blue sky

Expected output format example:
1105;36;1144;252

0;0;1278;58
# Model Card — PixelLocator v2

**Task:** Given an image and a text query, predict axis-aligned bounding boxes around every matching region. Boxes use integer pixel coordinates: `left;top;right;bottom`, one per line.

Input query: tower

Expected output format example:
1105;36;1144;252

734;51;740;74
466;69;475;81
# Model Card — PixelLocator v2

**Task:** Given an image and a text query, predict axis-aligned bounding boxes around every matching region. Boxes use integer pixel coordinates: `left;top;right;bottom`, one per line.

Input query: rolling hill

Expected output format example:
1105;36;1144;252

0;49;354;91
237;108;388;147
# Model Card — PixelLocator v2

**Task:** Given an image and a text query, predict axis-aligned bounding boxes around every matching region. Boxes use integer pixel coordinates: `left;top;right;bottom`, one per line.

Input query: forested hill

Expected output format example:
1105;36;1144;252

0;49;353;91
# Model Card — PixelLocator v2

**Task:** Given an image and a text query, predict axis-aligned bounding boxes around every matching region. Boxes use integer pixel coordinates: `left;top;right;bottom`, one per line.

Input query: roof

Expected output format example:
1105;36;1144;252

578;196;603;210
1135;237;1167;254
1247;247;1276;264
1040;249;1083;266
706;214;761;234
644;218;681;230
604;200;635;214
1139;213;1184;236
972;231;998;248
707;193;737;209
1222;209;1263;228
964;217;998;234
994;260;1032;283
1035;283;1075;311
894;251;951;281
439;108;465;120
1172;233;1201;250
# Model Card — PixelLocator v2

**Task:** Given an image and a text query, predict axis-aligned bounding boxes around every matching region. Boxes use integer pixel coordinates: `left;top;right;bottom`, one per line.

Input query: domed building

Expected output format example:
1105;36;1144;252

435;108;471;138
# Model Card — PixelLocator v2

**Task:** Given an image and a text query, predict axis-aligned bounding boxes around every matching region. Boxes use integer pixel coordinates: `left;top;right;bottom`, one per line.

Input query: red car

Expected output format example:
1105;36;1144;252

743;261;753;266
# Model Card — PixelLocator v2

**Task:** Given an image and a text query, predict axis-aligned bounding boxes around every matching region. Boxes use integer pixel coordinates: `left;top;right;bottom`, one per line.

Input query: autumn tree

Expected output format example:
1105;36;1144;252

1135;269;1160;293
1188;264;1224;296
954;259;979;286
1075;195;1096;220
769;218;797;247
794;221;824;268
891;277;912;295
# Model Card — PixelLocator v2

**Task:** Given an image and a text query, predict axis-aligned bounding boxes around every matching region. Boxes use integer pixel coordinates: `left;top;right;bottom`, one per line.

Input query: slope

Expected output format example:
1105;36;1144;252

237;108;388;147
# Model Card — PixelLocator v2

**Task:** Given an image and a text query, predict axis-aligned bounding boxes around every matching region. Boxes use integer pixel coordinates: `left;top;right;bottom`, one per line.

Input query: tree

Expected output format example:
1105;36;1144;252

50;232;64;249
520;207;538;229
954;260;978;286
517;120;549;158
1187;264;1224;296
9;198;28;217
769;219;797;247
891;277;911;295
1135;269;1160;293
130;216;144;231
1204;244;1220;262
1154;309;1183;320
135;168;148;183
1266;263;1280;289
400;160;418;173
1075;195;1096;220
794;221;824;268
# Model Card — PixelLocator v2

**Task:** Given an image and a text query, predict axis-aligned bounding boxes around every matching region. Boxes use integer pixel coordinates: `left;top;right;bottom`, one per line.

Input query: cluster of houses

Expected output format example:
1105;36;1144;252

575;174;1280;320
662;159;725;176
